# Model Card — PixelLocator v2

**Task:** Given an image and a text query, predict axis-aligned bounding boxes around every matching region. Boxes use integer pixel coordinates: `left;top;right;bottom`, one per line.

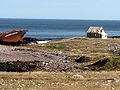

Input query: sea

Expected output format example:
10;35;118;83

0;18;120;40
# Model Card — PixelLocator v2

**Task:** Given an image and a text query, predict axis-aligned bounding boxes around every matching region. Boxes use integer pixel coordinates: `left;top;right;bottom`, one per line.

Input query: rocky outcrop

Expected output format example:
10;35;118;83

83;57;112;71
75;56;91;63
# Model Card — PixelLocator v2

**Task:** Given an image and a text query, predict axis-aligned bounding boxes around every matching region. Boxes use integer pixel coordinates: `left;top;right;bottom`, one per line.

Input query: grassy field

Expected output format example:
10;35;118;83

0;71;120;90
1;38;120;90
30;38;120;71
31;38;120;55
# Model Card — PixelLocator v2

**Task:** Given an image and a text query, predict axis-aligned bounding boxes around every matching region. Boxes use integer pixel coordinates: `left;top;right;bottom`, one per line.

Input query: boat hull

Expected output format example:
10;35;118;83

0;30;26;44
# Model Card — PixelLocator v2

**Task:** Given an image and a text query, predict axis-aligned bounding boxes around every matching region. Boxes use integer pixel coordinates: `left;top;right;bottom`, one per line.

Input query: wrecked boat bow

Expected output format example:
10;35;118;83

0;30;27;45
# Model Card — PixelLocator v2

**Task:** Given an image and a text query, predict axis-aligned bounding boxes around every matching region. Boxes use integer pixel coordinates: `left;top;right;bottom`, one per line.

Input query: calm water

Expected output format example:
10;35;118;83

0;18;120;40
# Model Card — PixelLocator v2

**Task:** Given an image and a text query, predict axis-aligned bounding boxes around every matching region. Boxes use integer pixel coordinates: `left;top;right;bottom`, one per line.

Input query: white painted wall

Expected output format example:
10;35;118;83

102;33;107;39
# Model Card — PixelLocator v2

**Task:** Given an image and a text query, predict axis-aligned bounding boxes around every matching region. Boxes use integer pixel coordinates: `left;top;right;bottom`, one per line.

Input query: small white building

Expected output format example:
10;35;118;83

87;26;107;39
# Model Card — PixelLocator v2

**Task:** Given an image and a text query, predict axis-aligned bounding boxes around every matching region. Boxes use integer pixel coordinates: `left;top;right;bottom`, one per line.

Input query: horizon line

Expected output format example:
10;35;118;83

0;17;120;21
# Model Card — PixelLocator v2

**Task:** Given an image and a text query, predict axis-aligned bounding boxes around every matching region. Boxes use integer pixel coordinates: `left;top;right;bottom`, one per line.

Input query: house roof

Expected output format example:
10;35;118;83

87;26;106;34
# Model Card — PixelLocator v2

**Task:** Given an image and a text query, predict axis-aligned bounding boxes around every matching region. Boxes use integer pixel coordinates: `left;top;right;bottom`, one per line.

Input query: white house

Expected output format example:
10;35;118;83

87;26;107;39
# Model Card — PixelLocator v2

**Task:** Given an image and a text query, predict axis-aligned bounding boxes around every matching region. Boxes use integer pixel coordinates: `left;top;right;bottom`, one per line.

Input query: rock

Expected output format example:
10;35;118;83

113;50;120;56
75;56;91;63
72;74;84;79
83;57;112;71
83;67;89;70
23;37;44;44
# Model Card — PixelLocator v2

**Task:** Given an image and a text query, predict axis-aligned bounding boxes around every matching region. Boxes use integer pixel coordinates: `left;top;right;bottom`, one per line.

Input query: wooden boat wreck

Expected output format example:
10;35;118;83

0;30;27;45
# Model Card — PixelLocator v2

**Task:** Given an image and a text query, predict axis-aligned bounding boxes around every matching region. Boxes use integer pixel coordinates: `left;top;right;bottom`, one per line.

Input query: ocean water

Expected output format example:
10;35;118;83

0;18;120;40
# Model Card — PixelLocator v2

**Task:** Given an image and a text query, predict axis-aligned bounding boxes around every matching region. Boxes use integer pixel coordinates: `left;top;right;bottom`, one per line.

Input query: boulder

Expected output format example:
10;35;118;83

75;56;91;63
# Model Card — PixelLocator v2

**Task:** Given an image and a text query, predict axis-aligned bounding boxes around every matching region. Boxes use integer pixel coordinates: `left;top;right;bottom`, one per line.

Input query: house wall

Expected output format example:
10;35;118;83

87;33;101;38
101;34;107;39
87;33;107;39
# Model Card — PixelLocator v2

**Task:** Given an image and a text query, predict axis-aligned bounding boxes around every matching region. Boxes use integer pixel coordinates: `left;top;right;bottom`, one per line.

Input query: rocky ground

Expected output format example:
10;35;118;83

0;46;111;72
0;45;77;72
0;38;119;90
0;38;119;72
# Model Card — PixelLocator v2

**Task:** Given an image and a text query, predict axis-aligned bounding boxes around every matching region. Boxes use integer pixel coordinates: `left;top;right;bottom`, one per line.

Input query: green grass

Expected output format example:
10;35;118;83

45;44;65;51
32;38;120;54
30;38;120;59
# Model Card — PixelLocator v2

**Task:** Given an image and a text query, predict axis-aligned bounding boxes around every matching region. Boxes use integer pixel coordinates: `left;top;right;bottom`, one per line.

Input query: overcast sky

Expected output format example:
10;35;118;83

0;0;120;20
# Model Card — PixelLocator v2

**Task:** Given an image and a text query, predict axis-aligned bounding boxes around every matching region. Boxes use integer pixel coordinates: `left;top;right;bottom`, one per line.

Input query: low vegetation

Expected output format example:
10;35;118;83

0;38;120;90
0;71;120;90
30;38;120;71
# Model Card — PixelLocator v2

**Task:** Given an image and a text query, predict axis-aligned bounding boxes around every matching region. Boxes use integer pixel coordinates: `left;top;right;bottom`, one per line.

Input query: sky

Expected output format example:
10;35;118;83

0;0;120;20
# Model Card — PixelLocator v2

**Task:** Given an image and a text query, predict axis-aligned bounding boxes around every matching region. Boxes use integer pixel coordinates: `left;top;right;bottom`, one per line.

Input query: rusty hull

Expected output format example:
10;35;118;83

0;30;26;45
